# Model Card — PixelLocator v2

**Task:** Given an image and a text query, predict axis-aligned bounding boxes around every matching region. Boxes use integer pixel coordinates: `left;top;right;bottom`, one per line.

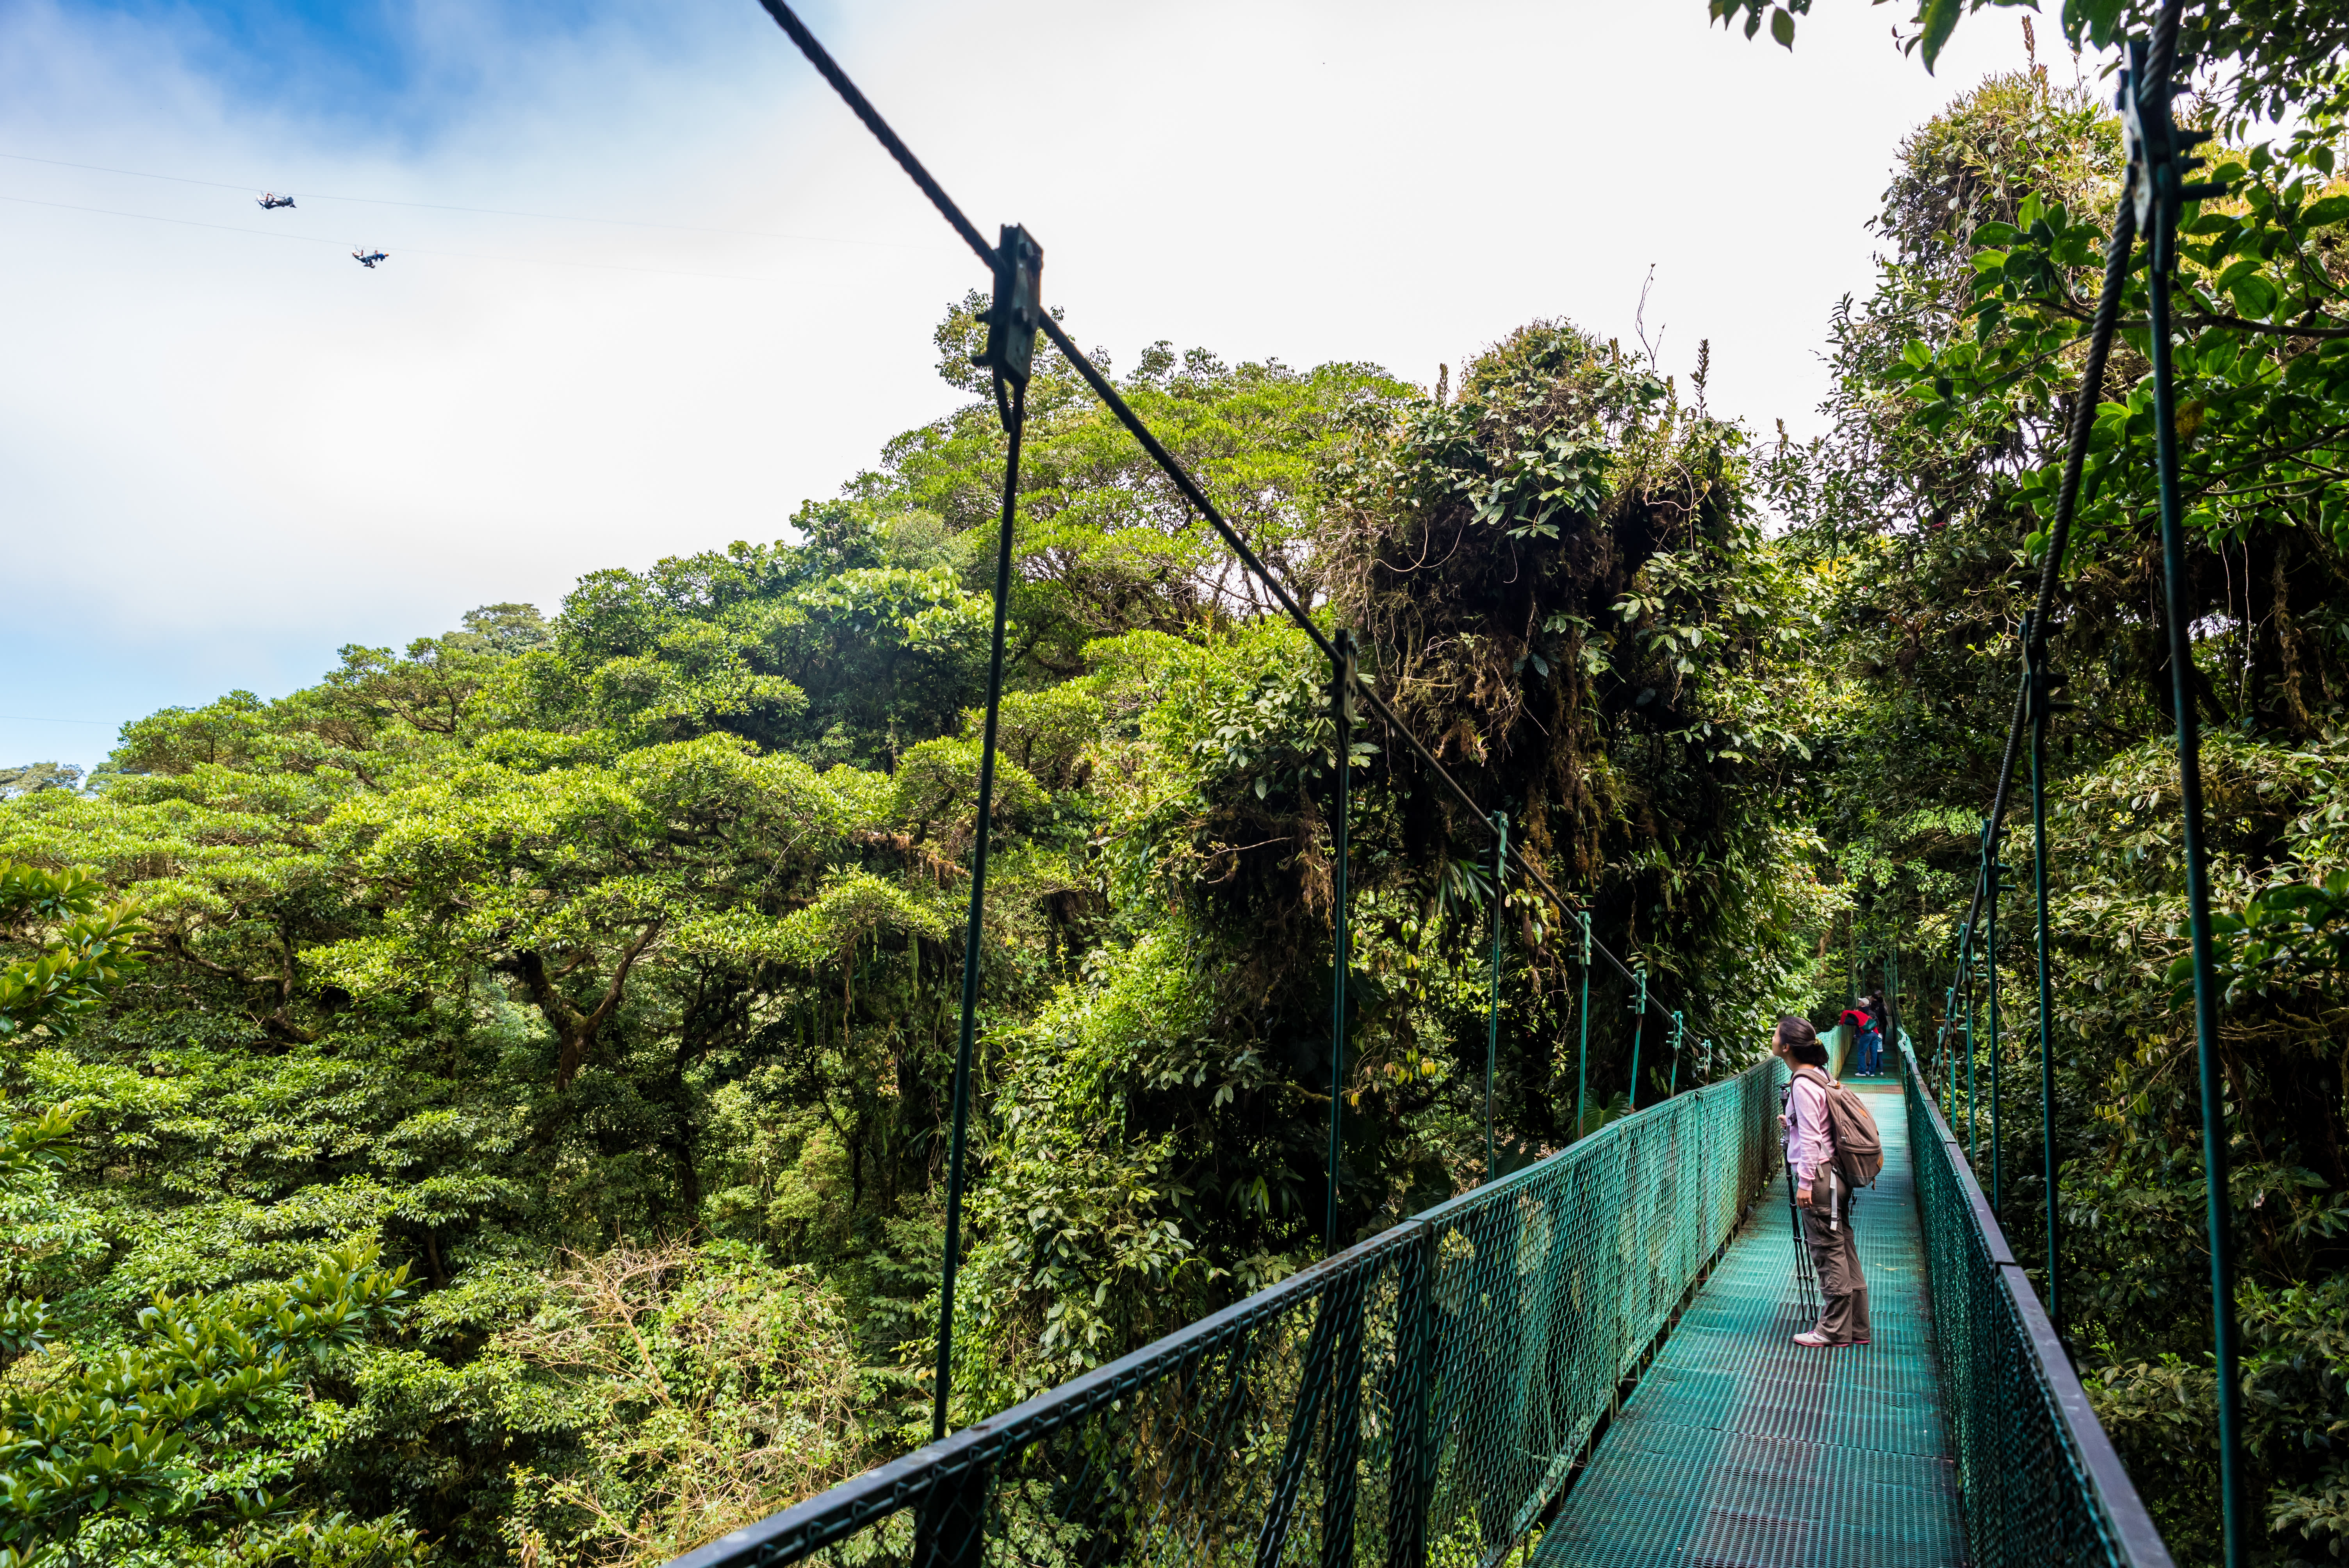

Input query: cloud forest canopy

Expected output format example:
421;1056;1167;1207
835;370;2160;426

9;30;2349;1565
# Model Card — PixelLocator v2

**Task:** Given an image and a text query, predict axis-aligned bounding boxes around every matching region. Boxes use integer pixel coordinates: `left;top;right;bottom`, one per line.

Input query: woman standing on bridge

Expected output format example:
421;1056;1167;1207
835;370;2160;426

1775;1016;1870;1347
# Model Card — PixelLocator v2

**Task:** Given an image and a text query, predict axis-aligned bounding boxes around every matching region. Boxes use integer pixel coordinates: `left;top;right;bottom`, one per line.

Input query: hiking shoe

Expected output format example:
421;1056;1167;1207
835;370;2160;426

1792;1330;1843;1348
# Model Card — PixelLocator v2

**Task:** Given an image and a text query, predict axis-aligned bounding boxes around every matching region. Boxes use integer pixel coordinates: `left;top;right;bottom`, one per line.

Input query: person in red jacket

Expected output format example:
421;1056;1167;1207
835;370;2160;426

1839;996;1884;1077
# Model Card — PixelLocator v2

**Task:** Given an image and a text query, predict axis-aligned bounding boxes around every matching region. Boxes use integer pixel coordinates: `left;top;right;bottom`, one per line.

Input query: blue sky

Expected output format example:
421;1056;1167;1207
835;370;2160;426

2;0;2049;774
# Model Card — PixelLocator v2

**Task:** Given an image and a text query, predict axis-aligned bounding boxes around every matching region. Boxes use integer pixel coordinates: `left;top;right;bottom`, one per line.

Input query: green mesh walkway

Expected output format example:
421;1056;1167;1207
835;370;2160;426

1534;1080;1965;1568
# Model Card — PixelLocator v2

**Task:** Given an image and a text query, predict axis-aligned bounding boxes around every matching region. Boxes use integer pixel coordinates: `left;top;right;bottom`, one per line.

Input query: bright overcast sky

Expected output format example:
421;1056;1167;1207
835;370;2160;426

0;0;2059;772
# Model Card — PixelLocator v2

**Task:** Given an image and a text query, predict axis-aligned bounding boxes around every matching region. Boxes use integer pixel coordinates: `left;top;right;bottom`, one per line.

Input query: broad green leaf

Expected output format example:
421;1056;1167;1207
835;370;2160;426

2231;273;2279;319
2302;194;2349;227
1916;0;1961;70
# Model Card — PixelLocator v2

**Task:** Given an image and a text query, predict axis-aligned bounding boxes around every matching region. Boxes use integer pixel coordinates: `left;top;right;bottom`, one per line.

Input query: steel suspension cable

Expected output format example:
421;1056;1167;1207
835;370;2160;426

1948;184;2140;950
2136;5;2245;1553
752;0;995;267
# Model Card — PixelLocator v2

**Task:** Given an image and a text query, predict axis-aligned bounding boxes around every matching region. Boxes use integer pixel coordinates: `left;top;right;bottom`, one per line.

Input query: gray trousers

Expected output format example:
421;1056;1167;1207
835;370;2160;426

1799;1170;1870;1342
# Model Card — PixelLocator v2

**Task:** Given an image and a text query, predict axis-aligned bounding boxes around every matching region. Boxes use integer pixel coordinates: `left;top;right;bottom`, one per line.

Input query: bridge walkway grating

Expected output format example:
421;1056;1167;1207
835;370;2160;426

1533;1079;1966;1568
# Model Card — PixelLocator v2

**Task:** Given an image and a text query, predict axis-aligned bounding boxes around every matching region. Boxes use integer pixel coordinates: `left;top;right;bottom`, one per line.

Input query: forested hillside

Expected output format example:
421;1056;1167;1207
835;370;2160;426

7;25;2349;1568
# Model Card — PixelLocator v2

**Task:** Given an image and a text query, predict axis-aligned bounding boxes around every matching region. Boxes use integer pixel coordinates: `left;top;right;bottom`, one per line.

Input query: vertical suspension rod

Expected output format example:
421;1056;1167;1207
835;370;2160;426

1326;630;1356;1255
2028;621;2062;1329
1988;833;2003;1219
932;375;1026;1442
1963;923;1979;1160
1485;811;1508;1183
1627;960;1649;1111
1574;911;1592;1138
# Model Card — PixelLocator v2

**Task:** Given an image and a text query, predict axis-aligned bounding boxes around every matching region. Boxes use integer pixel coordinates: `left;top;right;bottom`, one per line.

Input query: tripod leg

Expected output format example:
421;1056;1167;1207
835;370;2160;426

1785;1165;1815;1319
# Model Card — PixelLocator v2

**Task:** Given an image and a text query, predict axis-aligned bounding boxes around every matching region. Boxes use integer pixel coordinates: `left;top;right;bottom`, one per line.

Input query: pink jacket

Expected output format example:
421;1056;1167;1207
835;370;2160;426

1784;1072;1833;1185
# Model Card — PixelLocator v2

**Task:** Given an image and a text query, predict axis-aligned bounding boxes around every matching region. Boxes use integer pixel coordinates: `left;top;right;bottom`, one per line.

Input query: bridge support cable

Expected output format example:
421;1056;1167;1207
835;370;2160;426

2132;8;2246;1555
933;231;1038;1441
1484;812;1508;1183
1986;833;2004;1219
2029;623;2062;1331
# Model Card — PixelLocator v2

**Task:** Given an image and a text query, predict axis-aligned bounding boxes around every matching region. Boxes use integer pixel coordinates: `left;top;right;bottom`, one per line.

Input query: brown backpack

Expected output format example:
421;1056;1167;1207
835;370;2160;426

1793;1065;1885;1188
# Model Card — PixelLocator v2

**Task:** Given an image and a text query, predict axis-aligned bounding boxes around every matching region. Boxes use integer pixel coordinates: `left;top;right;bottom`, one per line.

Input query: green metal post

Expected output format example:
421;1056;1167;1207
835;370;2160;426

2137;32;2244;1557
1944;984;1957;1113
1963;941;1978;1160
1668;1010;1683;1097
1886;947;1900;1064
1988;845;2003;1219
1626;961;1648;1111
1485;812;1508;1183
2029;630;2062;1329
1574;911;1592;1137
1326;630;1356;1257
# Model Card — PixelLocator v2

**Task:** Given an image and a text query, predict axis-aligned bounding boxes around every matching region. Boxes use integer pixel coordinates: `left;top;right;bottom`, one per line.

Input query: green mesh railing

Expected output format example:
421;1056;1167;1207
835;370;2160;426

1898;1035;2173;1568
669;1058;1784;1568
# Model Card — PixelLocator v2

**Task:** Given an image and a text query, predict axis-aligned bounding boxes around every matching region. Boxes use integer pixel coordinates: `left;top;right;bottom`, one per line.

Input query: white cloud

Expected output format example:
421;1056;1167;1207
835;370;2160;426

0;0;2052;768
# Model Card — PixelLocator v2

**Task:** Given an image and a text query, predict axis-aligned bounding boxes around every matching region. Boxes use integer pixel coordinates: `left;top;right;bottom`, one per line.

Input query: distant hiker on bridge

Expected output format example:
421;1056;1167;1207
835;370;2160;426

1841;995;1885;1078
1775;1015;1871;1348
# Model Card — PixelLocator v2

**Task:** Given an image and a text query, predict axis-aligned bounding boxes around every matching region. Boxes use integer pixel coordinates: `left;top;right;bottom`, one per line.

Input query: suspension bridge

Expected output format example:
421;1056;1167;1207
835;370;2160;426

674;1041;2166;1568
667;2;2235;1562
